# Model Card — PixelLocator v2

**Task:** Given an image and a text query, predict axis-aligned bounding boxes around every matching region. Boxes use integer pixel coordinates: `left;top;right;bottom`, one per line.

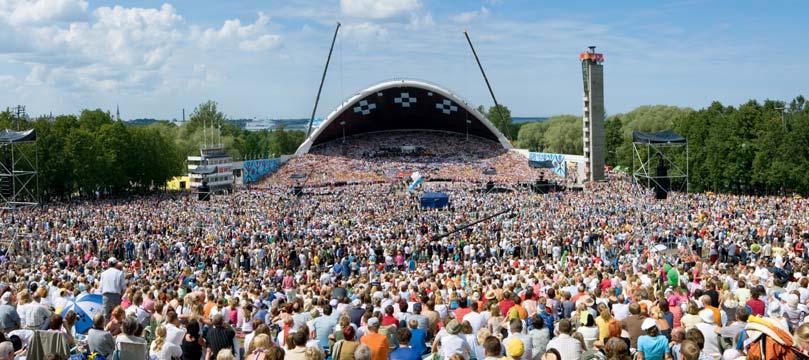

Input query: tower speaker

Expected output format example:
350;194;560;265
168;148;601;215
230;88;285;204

654;161;669;200
292;186;303;196
485;181;494;192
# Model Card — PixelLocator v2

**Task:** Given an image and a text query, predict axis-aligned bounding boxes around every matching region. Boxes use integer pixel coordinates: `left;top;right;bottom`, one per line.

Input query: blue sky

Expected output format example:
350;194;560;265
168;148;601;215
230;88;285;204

0;0;806;119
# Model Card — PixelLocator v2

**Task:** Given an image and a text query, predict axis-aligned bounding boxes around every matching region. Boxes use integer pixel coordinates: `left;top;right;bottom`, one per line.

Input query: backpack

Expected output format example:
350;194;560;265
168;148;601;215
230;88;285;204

744;316;806;360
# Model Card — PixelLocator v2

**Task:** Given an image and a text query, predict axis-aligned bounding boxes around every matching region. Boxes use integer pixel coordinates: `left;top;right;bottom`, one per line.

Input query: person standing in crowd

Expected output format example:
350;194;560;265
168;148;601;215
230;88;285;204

100;258;126;321
206;314;236;359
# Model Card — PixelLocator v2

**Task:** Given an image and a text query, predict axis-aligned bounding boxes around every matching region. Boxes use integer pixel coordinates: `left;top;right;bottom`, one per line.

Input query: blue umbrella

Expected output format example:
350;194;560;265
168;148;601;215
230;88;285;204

61;293;103;334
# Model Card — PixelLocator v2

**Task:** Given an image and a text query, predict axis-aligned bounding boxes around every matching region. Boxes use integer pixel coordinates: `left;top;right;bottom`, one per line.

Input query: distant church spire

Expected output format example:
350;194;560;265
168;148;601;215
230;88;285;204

116;104;120;121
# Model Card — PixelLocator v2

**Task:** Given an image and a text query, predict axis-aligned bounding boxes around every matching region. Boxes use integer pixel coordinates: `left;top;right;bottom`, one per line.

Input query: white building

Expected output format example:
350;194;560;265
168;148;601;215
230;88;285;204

187;144;234;192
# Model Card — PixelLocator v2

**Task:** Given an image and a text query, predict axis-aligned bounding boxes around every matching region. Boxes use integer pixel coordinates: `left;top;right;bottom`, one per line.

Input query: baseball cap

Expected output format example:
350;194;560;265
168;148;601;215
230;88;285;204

367;317;380;327
641;318;657;331
505;338;525;357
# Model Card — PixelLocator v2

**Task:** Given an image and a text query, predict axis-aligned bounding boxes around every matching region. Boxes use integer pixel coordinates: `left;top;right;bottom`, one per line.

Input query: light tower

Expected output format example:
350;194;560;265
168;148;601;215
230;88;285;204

580;46;605;182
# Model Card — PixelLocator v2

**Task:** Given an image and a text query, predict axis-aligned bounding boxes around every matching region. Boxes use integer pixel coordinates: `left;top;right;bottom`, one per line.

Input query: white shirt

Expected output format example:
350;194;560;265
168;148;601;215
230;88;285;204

164;323;185;347
100;267;125;295
547;333;582;360
464;311;484;335
438;332;472;359
150;341;182;360
612;303;629;321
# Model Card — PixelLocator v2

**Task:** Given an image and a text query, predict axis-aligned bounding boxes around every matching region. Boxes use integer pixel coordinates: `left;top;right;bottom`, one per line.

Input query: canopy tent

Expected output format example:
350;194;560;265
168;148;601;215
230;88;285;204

420;192;449;209
0;129;36;143
632;130;686;144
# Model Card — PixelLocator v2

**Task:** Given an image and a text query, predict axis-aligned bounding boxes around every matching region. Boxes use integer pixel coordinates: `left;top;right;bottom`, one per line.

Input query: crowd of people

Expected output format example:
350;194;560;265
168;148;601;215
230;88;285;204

0;132;807;360
269;132;548;187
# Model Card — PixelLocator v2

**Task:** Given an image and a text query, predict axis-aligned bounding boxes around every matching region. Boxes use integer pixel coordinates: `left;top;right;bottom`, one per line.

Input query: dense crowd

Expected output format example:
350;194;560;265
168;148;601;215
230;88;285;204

0;132;807;360
268;132;548;187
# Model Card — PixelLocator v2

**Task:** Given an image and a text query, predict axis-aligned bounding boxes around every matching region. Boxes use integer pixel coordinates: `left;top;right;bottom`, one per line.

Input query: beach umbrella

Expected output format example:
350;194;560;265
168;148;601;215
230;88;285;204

61;293;103;334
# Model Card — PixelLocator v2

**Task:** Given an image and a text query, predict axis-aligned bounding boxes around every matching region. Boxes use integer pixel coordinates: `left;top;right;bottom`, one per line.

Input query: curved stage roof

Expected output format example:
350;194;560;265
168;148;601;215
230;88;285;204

295;79;512;155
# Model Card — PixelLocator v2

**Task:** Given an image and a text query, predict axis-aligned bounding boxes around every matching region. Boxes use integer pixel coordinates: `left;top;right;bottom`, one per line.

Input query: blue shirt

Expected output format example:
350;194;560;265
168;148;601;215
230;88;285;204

409;328;427;355
637;335;668;360
389;346;421;360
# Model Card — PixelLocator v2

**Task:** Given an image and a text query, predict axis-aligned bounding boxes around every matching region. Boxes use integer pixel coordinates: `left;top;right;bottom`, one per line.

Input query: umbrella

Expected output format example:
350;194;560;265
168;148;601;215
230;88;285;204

61;293;103;334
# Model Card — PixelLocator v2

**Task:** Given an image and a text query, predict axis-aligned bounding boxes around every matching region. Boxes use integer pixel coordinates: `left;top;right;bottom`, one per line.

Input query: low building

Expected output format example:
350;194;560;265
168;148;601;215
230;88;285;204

187;145;234;192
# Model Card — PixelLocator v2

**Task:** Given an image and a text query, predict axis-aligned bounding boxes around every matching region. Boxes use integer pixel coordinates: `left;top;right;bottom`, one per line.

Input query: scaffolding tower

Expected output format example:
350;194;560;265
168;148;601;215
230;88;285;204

0;128;39;209
632;130;689;195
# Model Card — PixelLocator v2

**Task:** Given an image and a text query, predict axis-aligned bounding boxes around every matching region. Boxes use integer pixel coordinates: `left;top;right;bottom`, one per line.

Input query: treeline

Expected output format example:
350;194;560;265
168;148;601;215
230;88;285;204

0;100;305;200
515;96;809;194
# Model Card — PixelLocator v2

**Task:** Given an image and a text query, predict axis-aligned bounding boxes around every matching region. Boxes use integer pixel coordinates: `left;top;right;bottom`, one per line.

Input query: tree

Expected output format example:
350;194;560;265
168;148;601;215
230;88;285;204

486;104;513;139
187;100;226;135
515;121;548;151
542;115;582;155
604;116;623;167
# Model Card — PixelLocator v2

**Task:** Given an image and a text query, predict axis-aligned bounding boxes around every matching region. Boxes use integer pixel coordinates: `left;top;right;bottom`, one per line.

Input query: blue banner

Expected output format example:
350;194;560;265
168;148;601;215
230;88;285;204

243;158;282;184
528;152;567;177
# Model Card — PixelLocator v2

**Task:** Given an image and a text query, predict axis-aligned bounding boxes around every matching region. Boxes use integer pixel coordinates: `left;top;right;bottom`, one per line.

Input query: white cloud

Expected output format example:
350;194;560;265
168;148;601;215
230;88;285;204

450;6;490;23
342;22;388;44
193;12;283;52
0;2;283;95
340;0;420;19
0;0;88;25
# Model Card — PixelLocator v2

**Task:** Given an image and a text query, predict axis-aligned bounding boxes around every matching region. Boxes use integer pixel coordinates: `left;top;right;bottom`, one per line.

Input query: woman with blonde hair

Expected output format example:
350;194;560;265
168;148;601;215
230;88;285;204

149;325;182;359
246;334;273;360
487;304;504;338
680;301;702;330
595;304;612;341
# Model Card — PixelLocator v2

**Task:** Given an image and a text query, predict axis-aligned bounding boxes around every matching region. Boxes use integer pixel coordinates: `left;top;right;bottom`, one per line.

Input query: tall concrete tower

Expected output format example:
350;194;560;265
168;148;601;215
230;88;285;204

580;46;605;182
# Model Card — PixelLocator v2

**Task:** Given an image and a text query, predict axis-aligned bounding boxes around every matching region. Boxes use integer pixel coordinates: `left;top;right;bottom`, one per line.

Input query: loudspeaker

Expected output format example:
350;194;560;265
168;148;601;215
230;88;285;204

654;161;669;200
292;186;303;196
198;183;210;201
485;181;494;191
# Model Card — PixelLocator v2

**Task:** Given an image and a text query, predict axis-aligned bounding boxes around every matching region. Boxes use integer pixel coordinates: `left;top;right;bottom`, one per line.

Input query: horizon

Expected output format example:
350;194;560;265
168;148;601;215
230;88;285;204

1;1;806;120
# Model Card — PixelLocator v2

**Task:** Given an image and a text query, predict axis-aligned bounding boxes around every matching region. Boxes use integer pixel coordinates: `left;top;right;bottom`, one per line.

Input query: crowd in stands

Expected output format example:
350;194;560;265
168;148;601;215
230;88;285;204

0;131;806;360
268;132;550;187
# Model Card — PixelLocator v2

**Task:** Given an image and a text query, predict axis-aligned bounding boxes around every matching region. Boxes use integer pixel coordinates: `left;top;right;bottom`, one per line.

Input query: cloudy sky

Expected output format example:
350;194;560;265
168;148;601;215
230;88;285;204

0;0;806;120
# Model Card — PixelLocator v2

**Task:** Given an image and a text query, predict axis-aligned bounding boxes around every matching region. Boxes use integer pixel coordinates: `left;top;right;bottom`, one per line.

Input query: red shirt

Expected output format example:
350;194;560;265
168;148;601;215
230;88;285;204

454;308;471;322
381;315;398;327
747;298;765;316
499;299;515;317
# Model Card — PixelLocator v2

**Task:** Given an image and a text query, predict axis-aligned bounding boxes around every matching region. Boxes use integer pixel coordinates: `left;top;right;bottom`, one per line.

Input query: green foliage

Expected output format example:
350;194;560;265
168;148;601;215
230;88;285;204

542;115;583;155
515;121;548;151
513;115;582;155
604;116;623;166
481;104;513;139
9;100;304;200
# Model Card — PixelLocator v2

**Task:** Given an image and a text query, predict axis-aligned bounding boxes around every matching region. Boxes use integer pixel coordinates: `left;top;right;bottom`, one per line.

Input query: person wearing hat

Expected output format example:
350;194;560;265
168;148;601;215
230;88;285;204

504;337;524;360
503;319;532;360
360;317;389;360
100;257;125;322
695;309;721;357
636;318;668;360
432;319;471;359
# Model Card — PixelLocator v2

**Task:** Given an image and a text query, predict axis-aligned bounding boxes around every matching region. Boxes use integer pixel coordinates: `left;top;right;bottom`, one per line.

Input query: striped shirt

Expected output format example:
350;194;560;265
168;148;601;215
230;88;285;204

205;325;235;356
